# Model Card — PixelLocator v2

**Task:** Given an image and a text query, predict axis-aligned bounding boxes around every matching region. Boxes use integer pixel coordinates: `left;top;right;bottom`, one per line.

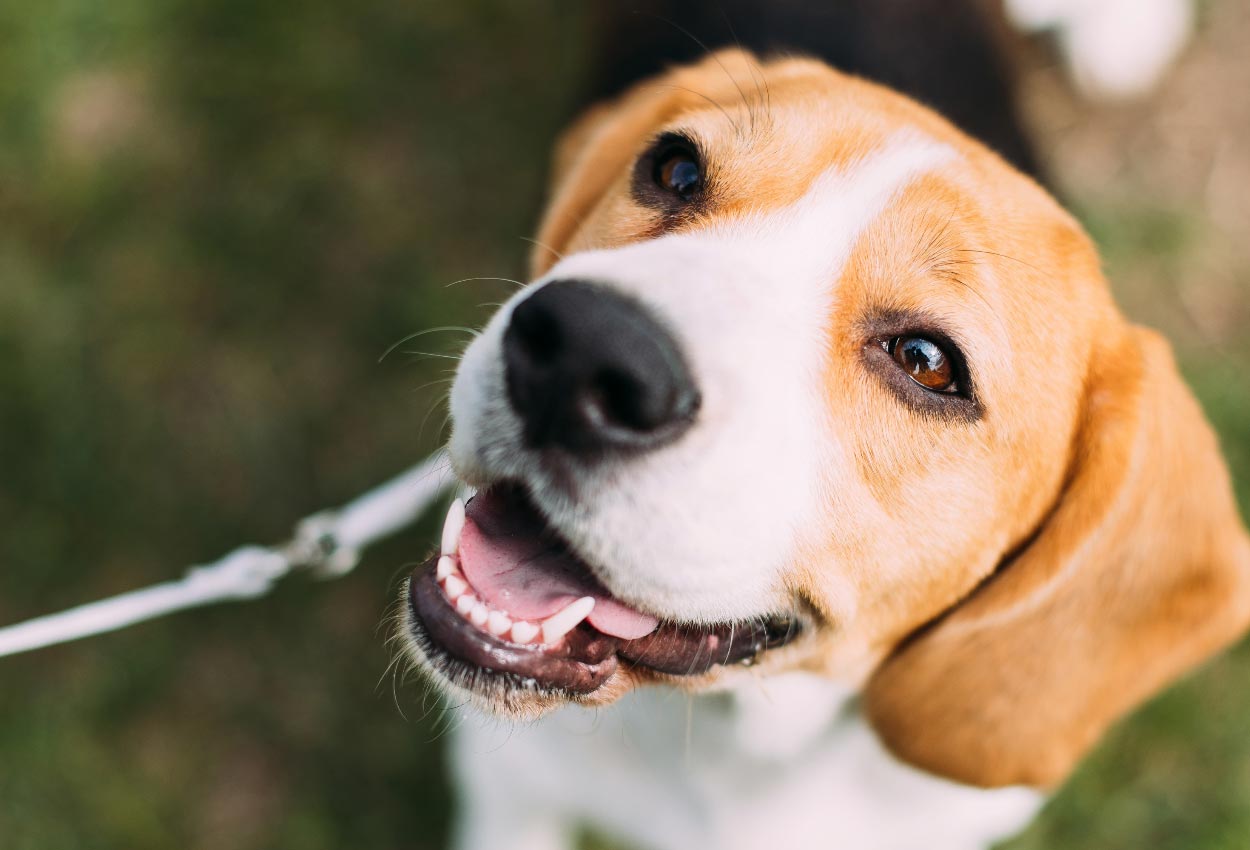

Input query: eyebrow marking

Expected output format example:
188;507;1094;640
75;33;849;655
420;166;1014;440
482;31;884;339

794;132;959;270
912;218;999;315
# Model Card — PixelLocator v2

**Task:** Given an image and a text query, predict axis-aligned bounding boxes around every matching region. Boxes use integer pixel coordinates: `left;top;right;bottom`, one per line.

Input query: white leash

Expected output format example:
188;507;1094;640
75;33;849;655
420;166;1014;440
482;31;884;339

0;452;454;659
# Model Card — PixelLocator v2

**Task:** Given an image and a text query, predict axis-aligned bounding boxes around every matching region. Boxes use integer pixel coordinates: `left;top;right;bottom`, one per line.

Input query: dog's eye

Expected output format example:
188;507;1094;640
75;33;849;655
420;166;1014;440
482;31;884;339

886;336;957;393
653;144;702;200
633;133;706;213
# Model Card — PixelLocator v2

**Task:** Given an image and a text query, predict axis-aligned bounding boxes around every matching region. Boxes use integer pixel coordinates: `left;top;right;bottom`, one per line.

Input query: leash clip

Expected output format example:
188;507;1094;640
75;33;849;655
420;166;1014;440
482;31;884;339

289;511;361;579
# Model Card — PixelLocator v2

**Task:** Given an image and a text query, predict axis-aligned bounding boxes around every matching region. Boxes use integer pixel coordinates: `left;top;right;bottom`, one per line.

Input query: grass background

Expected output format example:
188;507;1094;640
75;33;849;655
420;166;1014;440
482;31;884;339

1;1;1247;848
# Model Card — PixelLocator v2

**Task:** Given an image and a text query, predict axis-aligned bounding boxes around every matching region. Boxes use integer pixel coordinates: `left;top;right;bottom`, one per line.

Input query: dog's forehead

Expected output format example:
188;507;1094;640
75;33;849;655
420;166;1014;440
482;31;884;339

656;58;964;197
539;56;1094;293
649;62;1081;270
677;75;1102;345
703;131;955;255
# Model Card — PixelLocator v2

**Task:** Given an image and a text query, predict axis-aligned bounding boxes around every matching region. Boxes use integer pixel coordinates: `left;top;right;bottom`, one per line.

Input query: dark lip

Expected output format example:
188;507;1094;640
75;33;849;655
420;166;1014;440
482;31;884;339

408;561;620;694
406;550;803;696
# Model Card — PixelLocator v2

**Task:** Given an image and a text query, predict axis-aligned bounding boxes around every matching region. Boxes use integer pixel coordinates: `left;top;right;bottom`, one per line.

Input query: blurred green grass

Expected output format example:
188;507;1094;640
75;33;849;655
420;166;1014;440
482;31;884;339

0;2;1247;849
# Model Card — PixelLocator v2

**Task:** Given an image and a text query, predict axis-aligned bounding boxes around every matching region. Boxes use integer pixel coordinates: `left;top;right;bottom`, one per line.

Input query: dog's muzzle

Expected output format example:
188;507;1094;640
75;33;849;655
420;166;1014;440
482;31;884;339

403;276;805;704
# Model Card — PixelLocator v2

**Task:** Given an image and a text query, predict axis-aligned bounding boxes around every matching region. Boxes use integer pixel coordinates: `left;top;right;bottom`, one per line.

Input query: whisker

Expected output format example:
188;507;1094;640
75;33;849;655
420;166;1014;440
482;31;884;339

410;376;455;396
400;350;462;361
379;326;478;363
684;630;708;678
411;688;444;727
445;276;526;290
953;248;1043;274
912;225;1012;339
644;12;758;135
390;658;409;721
521;235;566;265
720;11;773;123
650;83;743;136
417;390;452;445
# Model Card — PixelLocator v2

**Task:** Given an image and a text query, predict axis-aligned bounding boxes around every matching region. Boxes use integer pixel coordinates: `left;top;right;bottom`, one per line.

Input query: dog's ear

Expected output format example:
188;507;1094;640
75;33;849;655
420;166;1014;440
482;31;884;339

865;326;1250;789
527;99;618;278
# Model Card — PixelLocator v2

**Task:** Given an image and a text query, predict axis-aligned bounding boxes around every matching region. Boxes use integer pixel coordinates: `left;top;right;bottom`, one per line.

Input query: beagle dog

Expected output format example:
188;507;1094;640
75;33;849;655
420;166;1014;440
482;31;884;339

400;7;1250;850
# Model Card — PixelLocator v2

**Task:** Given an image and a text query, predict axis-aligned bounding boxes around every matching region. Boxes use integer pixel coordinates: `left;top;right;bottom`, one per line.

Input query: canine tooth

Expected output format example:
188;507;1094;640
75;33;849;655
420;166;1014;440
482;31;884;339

441;498;465;556
435;555;456;580
469;603;489;627
456;593;478;615
510;621;539;644
487;611;512;636
443;573;467;599
540;597;596;645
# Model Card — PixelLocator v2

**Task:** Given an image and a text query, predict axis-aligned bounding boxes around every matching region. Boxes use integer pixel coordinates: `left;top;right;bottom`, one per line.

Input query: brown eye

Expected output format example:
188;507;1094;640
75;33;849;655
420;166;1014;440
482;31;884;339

888;336;957;393
654;146;702;199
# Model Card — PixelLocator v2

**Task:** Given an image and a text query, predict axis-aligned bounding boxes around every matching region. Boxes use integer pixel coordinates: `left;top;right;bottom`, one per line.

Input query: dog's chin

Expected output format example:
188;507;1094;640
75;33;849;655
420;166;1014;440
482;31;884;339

399;483;805;719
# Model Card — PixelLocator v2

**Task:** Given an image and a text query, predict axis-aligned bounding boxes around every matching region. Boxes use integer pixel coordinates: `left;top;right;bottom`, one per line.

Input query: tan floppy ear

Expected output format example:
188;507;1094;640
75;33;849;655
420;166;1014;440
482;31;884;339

527;100;618;278
865;325;1250;789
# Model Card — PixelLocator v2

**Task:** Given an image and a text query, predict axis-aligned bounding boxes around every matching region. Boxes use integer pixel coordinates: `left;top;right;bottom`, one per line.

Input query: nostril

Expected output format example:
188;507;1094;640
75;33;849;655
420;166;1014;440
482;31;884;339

509;299;564;364
580;367;701;443
587;369;654;433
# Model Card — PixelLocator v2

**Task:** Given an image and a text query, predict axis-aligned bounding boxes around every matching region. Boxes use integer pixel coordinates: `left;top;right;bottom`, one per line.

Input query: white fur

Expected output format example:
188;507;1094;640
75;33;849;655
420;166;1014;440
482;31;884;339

450;676;1043;850
448;133;954;625
1006;0;1193;100
438;134;1042;850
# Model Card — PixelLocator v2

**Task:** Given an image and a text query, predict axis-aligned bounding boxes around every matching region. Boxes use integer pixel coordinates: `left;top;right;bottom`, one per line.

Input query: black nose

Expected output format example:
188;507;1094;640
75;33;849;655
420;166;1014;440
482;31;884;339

503;280;700;455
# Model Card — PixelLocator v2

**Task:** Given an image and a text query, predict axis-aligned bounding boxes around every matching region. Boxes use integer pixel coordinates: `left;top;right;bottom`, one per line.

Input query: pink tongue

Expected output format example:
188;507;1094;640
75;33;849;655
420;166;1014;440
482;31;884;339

458;497;659;640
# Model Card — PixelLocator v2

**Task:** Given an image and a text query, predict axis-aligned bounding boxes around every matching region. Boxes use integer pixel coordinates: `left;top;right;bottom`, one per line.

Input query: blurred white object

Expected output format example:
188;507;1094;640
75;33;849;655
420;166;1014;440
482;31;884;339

1006;0;1194;99
0;452;453;659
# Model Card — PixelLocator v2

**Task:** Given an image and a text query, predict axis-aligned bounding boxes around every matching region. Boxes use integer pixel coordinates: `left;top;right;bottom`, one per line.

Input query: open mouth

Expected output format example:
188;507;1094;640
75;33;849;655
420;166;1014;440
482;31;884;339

406;484;801;697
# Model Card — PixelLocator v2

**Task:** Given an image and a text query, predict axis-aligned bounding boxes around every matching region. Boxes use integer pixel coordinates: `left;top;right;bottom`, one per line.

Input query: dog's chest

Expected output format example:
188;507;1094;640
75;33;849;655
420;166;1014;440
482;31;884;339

451;674;1043;850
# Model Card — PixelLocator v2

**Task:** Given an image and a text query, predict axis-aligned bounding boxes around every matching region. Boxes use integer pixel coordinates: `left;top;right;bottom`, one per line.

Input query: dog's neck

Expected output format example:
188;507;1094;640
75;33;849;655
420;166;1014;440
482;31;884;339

713;673;857;761
452;675;1046;850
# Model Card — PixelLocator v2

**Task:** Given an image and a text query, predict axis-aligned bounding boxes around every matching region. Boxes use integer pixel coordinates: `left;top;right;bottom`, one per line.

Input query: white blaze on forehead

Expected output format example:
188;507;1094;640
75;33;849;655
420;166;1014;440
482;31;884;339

448;132;957;624
710;131;959;278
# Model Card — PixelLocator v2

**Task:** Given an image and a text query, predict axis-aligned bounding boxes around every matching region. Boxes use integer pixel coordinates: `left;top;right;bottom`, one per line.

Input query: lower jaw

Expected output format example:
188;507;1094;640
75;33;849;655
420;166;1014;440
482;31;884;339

407;566;621;695
404;555;804;704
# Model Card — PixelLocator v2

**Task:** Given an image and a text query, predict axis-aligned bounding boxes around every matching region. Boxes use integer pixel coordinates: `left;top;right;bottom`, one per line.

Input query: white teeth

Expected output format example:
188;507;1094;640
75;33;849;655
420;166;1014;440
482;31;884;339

441;498;465;556
432;546;555;648
540;597;596;645
510;621;539;644
487;611;513;636
443;573;467;599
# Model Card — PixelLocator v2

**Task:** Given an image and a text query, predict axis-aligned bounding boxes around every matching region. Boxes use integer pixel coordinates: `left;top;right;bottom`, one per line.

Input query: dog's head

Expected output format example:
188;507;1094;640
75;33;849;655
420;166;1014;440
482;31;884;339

402;50;1250;788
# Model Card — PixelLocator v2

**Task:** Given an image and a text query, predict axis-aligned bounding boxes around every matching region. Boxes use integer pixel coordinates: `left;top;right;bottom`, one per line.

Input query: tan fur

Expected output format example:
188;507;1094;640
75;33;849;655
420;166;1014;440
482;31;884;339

865;328;1250;787
529;49;1250;788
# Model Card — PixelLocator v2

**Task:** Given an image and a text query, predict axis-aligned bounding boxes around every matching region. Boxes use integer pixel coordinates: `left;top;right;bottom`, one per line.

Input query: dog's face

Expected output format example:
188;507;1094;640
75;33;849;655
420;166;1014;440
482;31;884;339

404;51;1250;788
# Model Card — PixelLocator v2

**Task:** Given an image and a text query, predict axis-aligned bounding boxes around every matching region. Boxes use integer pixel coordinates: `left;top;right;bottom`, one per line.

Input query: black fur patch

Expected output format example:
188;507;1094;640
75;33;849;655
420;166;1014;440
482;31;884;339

581;0;1043;182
